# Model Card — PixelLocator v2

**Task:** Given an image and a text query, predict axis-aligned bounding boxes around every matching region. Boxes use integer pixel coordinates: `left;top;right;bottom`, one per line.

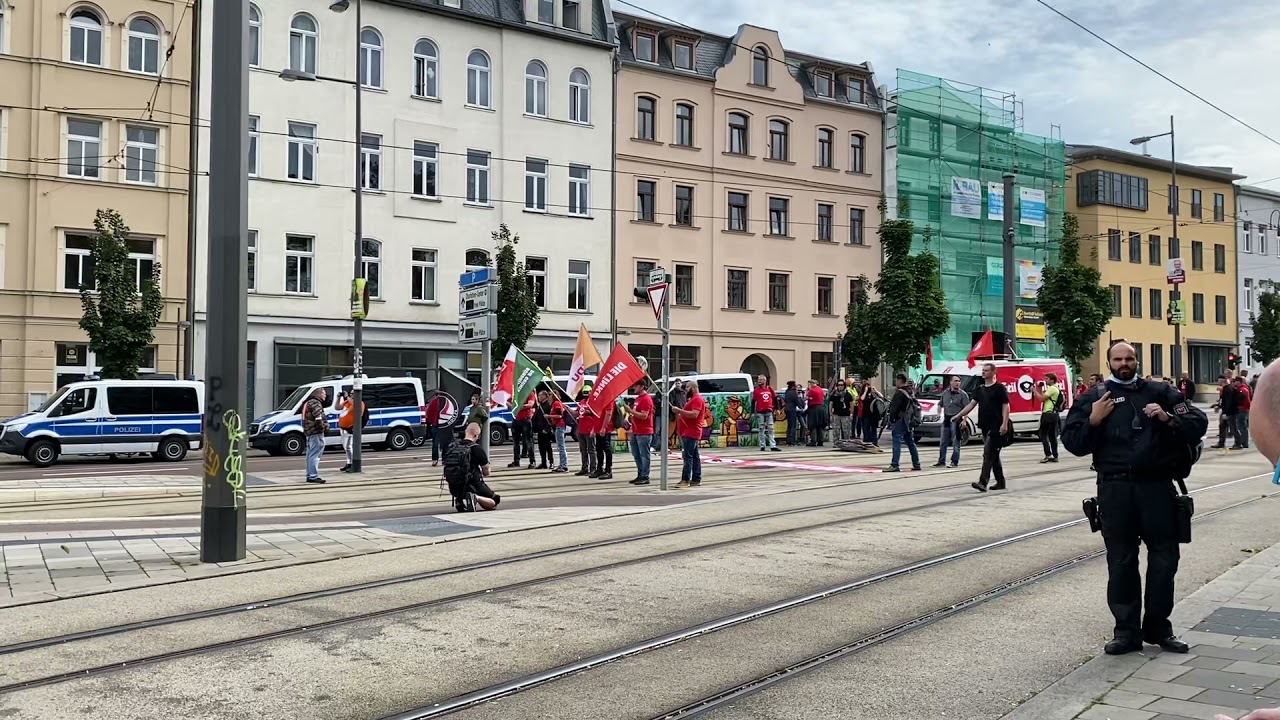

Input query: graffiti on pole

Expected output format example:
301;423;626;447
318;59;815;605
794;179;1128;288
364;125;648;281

222;409;247;508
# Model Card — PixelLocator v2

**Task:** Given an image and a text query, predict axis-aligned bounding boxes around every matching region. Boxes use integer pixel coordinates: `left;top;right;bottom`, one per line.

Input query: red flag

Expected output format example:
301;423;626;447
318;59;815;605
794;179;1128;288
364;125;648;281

925;341;934;371
967;330;994;368
584;345;647;417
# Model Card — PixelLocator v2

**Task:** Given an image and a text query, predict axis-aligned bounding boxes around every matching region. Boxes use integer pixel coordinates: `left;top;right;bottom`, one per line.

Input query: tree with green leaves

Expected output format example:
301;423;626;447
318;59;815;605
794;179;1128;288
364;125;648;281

78;209;165;380
1250;286;1280;367
1036;213;1113;377
491;224;541;365
841;275;880;379
865;214;950;371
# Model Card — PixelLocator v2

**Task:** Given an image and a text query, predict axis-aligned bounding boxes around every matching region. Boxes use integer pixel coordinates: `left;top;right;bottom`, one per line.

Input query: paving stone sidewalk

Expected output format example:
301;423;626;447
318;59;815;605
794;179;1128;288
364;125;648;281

1004;543;1280;720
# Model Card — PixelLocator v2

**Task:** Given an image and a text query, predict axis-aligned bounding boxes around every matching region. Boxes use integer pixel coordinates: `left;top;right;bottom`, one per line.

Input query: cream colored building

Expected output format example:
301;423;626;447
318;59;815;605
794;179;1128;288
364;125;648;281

0;0;192;416
613;13;883;384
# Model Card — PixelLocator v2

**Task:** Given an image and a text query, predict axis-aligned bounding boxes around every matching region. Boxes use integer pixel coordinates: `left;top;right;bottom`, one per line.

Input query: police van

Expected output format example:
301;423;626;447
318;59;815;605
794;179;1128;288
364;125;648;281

0;378;204;467
249;375;428;456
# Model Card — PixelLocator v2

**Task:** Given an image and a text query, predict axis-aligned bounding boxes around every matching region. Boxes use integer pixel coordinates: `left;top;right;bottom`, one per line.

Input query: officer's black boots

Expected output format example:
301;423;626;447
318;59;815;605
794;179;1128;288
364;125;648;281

1145;635;1189;653
1104;637;1143;655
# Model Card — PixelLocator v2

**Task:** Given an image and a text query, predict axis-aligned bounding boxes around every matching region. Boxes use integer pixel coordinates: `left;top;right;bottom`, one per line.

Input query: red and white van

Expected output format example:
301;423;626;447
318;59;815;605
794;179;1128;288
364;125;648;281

913;358;1075;442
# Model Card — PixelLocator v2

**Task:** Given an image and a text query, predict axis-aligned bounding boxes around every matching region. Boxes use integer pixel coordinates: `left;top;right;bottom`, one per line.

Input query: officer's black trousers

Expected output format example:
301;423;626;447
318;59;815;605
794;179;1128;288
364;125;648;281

1098;479;1180;642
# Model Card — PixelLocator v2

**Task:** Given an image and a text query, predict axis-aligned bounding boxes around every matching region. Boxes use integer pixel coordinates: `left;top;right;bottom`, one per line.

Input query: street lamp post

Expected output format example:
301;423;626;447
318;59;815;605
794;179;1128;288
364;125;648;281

1132;116;1180;377
281;0;366;472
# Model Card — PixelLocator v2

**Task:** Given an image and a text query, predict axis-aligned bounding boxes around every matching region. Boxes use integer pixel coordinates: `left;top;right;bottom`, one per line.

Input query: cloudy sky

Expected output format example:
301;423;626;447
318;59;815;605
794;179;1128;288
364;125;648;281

620;0;1280;188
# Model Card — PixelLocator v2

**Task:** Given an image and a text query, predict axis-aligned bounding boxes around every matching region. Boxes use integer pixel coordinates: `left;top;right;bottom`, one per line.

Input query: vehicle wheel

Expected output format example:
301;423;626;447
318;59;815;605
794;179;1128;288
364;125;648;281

410;434;426;448
281;432;305;456
386;428;412;451
26;439;59;468
490;425;509;447
157;436;188;462
960;423;975;445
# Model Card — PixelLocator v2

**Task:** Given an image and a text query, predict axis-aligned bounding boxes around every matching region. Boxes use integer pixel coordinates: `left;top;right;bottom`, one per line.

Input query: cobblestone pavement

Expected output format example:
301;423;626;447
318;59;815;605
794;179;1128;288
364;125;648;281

1005;544;1280;720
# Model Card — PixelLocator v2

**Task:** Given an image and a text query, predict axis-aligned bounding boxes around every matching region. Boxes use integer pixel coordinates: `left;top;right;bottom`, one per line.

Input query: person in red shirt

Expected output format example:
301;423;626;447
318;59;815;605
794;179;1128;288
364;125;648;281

674;380;706;488
751;375;781;452
574;389;598;477
1233;375;1252;449
425;393;451;467
805;380;828;446
509;395;536;469
627;380;655;485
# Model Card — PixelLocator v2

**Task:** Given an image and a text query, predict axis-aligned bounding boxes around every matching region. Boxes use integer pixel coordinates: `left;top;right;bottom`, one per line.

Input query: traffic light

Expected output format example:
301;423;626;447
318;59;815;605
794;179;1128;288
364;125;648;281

632;285;648;302
1227;352;1239;369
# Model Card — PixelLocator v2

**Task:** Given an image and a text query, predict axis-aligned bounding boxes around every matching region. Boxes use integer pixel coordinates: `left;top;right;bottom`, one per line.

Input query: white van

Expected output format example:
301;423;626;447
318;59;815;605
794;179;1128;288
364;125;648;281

249;375;428;456
0;378;204;467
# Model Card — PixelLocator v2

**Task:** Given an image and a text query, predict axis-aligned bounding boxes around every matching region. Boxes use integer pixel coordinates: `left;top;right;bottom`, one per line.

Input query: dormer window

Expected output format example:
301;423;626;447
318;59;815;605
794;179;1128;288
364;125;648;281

562;0;580;30
635;31;657;63
814;71;833;98
673;40;694;70
537;0;554;24
846;77;865;104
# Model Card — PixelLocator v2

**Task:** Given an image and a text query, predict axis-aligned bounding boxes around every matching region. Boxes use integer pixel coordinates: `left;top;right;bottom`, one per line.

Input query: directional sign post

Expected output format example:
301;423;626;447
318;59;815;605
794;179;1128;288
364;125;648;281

460;270;497;453
647;269;672;491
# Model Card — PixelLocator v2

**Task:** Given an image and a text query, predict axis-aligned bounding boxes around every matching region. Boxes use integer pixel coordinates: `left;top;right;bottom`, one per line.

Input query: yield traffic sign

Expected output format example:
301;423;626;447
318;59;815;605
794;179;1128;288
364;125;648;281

647;282;667;321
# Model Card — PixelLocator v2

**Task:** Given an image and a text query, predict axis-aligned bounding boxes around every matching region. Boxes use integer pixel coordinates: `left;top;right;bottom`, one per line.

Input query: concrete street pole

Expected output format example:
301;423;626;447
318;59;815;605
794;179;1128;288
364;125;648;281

1002;172;1017;354
200;0;249;563
659;273;670;491
1169;116;1182;377
349;0;366;472
481;332;491;456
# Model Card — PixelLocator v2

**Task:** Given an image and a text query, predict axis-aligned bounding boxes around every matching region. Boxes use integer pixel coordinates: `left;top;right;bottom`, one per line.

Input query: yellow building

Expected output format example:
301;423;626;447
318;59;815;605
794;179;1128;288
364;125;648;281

1067;145;1242;396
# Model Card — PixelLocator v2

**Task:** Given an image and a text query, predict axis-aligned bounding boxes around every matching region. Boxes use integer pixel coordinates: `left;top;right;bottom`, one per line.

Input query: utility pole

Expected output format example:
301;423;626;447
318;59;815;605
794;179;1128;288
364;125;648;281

1168;116;1182;377
348;0;366;472
200;0;249;563
1002;172;1017;352
659;274;670;491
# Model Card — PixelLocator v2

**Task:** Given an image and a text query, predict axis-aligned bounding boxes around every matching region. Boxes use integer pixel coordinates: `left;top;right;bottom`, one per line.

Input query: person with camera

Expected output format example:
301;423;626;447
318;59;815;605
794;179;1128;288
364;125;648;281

336;390;367;474
1062;342;1207;656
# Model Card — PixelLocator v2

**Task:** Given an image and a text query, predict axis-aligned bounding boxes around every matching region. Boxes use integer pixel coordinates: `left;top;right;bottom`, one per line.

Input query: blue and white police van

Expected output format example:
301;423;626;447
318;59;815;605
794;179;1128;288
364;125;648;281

249;375;429;456
0;378;204;467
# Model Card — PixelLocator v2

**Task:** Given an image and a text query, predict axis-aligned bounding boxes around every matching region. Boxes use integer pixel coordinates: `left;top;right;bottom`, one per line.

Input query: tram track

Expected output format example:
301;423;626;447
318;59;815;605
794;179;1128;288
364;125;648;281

0;463;1114;692
378;477;1278;720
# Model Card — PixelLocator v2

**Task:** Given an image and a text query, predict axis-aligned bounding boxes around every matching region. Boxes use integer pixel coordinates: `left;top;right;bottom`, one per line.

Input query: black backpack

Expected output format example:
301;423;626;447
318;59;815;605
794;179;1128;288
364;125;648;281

1052;387;1066;413
906;392;923;429
442;441;474;510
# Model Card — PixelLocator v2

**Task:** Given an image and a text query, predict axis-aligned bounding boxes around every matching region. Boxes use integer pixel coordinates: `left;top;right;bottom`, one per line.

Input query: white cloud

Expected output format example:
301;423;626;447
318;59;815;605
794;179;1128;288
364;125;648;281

619;0;1280;186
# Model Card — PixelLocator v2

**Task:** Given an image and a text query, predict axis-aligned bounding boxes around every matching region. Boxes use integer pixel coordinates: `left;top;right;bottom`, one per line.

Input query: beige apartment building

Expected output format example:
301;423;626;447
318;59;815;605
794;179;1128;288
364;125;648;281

613;14;883;384
0;0;191;415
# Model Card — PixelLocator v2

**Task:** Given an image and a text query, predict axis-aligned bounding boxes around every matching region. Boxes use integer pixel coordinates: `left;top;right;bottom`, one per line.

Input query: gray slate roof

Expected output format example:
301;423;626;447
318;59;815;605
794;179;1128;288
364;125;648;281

381;0;614;46
613;11;881;111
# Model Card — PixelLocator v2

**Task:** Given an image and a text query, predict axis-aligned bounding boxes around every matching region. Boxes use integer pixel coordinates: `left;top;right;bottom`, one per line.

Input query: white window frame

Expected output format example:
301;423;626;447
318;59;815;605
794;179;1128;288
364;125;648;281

413;39;438;99
562;0;581;30
1262;225;1270;256
525;158;548;212
568;165;590;217
127;238;157;292
289;13;318;75
69;8;104;66
360;133;381;191
247;115;259;177
248;4;261;68
466;150;490;205
126;16;161;75
124;125;160;185
1244;222;1254;253
1245;278;1254;313
412;141;438;198
568;68;590;124
526;256;547;309
525;60;548;117
62;232;96;291
411;248;437;303
359;27;383;89
287;121;317;183
284;234;315;295
361;238;381;299
66;118;102;180
466;50;491;109
247;229;257;292
567;260;590;312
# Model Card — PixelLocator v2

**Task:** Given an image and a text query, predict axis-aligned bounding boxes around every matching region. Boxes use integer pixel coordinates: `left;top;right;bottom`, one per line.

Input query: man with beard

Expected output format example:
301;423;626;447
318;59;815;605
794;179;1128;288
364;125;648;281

1062;342;1207;656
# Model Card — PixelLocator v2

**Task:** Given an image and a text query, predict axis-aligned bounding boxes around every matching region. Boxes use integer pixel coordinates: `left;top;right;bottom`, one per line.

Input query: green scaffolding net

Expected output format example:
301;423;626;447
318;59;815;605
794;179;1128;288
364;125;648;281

890;70;1067;362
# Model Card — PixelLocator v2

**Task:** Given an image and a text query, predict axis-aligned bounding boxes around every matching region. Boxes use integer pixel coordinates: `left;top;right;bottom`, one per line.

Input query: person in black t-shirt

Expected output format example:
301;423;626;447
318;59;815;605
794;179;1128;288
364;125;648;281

451;422;500;510
954;363;1011;492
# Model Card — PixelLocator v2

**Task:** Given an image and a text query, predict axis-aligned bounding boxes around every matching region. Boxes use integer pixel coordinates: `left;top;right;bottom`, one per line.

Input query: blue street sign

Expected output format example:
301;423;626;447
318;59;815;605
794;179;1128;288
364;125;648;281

459;268;491;288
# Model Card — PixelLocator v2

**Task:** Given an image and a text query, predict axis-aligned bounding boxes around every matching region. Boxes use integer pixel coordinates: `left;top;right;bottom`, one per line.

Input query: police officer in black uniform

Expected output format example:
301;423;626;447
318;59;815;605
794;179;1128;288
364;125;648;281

1062;342;1207;656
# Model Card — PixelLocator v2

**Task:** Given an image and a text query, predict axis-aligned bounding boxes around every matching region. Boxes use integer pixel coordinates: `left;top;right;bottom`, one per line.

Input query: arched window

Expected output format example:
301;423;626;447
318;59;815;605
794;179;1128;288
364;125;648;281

636;96;656;141
467;50;491;108
751;45;769;86
361;239;382;298
568;68;590;124
289;13;317;74
465;249;490;271
850;133;866;173
674;103;694;147
359;27;382;88
525;60;547;117
127;16;160;74
728;112;749;154
768;119;789;161
248;4;261;68
413;39;438;98
817;127;833;168
69;8;104;66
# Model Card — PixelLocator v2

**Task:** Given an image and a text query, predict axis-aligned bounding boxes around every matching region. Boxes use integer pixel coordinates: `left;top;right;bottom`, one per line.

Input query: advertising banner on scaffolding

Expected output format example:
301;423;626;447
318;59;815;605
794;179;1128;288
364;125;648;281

987;182;1004;221
951;177;982;219
1020;187;1047;227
